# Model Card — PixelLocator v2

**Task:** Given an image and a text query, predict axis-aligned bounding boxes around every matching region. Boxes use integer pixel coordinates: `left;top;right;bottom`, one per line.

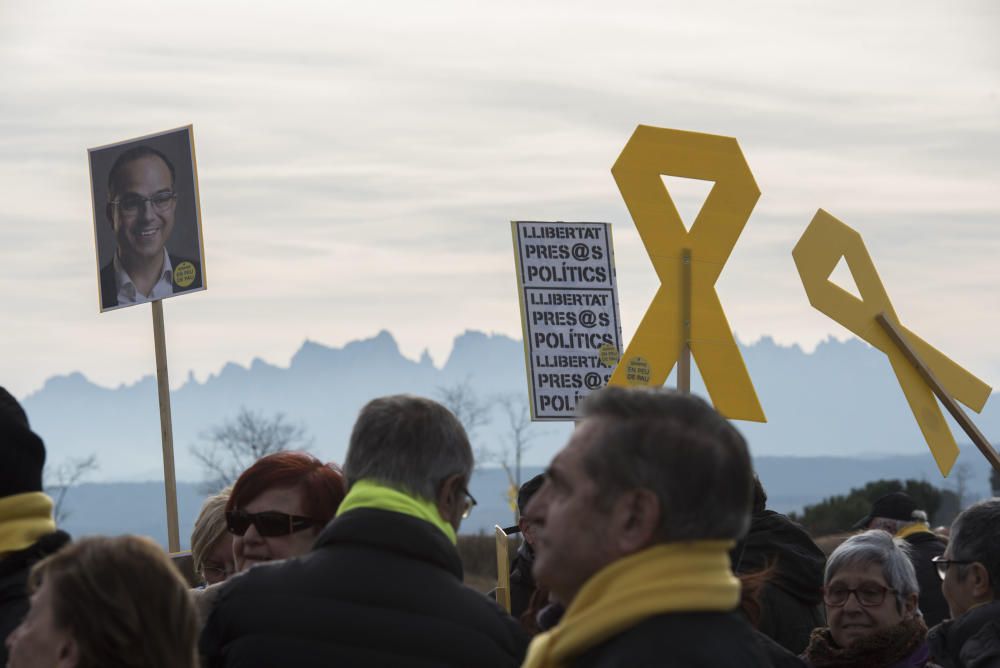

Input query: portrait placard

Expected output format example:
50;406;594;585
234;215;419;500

88;126;206;312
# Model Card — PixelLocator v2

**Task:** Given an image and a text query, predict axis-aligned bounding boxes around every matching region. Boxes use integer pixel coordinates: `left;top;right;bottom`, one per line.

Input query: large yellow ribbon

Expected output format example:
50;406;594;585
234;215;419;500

792;209;991;476
608;126;765;422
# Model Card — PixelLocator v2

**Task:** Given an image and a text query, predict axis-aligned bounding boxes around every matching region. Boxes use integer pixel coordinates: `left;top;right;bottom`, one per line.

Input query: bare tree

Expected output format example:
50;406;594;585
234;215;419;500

191;407;312;494
436;379;493;464
496;393;539;490
951;462;974;509
45;454;99;524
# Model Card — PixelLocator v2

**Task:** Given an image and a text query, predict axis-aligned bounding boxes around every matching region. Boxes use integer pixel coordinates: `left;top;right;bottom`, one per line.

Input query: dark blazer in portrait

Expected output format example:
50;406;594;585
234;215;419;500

99;254;202;310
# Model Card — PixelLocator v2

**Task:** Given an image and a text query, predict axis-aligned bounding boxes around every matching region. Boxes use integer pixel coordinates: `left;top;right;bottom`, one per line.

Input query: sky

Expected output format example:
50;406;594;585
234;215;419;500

1;0;998;400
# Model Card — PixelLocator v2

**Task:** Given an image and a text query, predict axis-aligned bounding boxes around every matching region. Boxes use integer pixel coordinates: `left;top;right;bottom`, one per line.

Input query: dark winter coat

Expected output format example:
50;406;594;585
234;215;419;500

570;611;779;667
0;531;71;666
736;510;827;654
200;507;529;668
927;600;1000;668
903;530;950;628
509;540;536;620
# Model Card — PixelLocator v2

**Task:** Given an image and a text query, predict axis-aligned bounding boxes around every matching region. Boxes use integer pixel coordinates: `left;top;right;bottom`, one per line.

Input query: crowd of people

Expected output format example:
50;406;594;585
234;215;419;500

1;384;998;667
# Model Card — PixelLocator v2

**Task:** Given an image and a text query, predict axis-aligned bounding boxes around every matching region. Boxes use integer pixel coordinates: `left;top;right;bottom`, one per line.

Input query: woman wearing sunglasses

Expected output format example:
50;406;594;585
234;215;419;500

801;529;931;667
225;451;347;573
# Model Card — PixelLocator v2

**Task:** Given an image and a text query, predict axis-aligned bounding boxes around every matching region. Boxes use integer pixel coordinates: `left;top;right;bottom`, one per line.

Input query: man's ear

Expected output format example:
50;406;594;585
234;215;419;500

968;562;993;599
610;489;660;555
436;473;464;531
106;202;115;228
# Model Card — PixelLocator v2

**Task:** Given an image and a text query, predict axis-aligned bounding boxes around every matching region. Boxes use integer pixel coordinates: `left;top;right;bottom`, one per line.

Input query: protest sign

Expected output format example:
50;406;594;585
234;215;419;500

606;125;766;422
512;221;623;420
89;125;206;313
793;209;995;476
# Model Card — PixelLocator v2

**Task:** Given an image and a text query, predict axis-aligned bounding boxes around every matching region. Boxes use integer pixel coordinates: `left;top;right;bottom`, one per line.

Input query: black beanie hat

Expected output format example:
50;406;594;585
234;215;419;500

0;387;46;497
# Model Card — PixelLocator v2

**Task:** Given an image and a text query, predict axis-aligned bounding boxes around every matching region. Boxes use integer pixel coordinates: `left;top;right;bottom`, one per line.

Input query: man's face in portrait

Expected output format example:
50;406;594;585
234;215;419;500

106;155;176;266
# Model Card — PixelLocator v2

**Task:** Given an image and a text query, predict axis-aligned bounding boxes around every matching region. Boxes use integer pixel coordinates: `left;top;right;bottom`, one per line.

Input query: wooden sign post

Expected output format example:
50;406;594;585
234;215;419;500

494;525;511;613
876;314;1000;475
152;301;181;553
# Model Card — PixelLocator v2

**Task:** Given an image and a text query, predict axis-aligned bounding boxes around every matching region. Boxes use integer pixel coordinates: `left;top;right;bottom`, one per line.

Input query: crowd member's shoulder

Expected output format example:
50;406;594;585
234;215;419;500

574;612;774;668
928;601;1000;668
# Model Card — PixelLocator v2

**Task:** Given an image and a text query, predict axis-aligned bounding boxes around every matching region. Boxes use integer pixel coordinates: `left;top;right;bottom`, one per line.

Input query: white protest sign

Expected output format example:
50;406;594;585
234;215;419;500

512;221;624;420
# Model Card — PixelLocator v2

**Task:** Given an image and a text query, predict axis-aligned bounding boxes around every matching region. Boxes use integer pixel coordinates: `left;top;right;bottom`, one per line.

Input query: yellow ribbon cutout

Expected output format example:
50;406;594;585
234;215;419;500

608;126;765;422
792;209;991;476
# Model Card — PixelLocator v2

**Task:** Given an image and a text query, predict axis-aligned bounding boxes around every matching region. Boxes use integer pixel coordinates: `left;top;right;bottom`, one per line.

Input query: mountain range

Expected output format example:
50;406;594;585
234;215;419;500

22;329;1000;548
23;329;1000;481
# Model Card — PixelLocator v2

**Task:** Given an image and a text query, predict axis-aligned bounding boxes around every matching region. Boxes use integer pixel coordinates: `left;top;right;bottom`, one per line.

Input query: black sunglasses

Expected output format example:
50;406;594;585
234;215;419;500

226;509;318;537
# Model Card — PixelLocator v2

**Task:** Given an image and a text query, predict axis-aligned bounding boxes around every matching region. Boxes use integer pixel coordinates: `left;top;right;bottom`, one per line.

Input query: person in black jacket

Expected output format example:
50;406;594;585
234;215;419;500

200;394;528;668
0;387;70;667
928;497;1000;667
521;387;774;668
853;492;950;627
734;476;826;654
500;474;545;623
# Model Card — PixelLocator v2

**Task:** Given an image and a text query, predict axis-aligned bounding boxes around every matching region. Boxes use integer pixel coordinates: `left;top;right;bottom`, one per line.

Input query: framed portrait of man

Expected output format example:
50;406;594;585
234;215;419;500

89;126;207;312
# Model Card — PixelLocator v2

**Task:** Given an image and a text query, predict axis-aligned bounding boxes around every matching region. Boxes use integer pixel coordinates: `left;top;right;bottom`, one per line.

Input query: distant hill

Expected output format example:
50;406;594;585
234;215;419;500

22;329;1000;486
57;447;995;550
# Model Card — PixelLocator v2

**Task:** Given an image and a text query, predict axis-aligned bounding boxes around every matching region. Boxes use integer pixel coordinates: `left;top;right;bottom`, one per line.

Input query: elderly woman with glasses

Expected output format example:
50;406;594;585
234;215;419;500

802;529;931;667
226;451;347;573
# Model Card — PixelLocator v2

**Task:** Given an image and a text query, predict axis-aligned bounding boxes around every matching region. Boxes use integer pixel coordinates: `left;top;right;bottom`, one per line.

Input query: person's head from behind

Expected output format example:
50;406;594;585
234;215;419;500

525;387;753;604
191;485;233;585
105;146;177;270
344;395;475;531
939;497;1000;619
226;451;346;572
4;535;197;668
517;474;545;548
822;530;919;649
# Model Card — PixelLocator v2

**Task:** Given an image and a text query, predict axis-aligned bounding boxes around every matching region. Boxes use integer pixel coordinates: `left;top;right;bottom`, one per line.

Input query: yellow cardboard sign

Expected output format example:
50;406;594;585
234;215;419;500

792;209;991;476
608;126;765;422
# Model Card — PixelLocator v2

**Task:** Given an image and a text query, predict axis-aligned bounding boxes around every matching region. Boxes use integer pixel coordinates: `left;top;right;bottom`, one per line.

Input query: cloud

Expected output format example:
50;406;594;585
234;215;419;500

0;0;997;397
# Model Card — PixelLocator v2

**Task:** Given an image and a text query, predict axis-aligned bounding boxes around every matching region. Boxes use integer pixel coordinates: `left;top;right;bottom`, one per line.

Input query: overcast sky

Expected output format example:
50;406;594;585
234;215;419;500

1;0;997;402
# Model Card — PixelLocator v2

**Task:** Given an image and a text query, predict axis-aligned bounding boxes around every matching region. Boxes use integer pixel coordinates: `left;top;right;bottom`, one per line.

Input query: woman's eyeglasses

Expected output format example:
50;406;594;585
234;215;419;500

823;583;896;607
225;510;318;537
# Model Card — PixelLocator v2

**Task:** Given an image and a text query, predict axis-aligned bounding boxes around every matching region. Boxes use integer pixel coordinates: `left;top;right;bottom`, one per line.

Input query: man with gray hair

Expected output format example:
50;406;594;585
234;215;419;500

520;387;774;667
928;497;1000;667
853;491;949;626
201;395;528;667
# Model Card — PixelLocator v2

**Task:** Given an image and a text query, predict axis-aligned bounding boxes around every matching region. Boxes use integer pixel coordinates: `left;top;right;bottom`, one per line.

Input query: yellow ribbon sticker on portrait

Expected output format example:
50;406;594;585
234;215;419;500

608;126;765;422
792;209;991;476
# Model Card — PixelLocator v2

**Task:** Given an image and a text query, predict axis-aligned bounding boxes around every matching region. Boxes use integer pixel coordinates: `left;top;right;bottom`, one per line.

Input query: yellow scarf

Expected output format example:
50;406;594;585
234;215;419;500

335;480;457;544
522;541;739;668
0;492;56;554
896;523;933;540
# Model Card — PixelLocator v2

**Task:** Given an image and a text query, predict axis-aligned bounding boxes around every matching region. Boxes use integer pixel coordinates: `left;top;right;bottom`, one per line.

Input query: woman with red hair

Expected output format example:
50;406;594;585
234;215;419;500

226;451;346;573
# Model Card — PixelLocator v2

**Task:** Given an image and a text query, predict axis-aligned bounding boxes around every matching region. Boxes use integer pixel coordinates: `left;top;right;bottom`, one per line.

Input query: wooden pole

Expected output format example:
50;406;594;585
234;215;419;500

152;300;181;552
876;313;1000;475
677;248;692;393
494;525;511;613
